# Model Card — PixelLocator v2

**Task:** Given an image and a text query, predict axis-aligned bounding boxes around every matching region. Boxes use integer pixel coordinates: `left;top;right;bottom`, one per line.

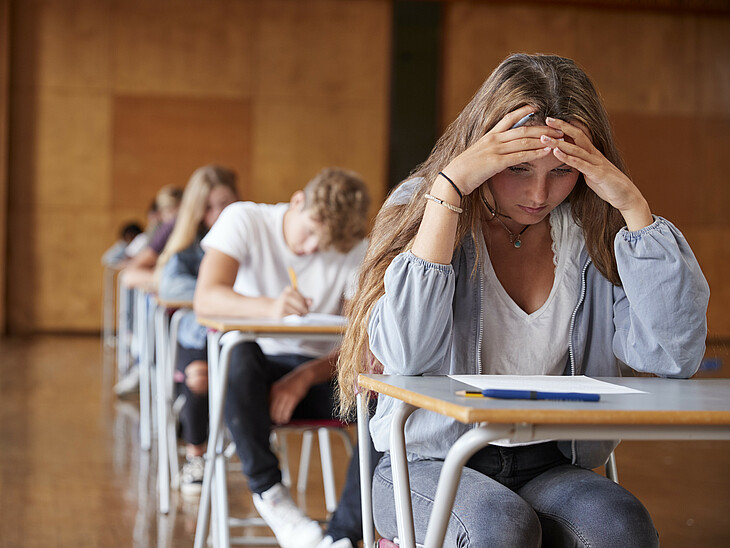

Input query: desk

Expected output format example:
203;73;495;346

358;374;730;548
194;315;344;548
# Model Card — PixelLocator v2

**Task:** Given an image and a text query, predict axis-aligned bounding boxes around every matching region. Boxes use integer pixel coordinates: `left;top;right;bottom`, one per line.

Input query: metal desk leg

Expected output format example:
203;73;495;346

357;393;375;548
390;402;417;548
116;277;130;379
423;424;515;548
212;338;253;548
167;309;187;489
195;329;222;548
102;266;117;350
136;289;152;451
155;305;170;514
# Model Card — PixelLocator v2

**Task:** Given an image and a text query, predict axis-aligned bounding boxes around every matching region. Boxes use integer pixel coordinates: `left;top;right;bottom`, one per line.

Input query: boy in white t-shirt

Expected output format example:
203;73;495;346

195;168;375;548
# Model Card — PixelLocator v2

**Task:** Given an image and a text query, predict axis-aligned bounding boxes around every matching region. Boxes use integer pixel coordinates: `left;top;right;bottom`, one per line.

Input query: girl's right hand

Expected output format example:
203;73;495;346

440;105;564;196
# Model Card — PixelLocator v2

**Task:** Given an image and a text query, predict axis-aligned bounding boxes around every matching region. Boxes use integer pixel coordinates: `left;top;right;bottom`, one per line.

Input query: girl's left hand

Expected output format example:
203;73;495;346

542;117;653;231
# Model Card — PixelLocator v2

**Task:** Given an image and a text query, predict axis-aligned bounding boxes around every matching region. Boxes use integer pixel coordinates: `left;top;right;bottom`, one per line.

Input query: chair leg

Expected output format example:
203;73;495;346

606;450;619;483
318;428;337;514
332;427;354;458
297;430;314;494
275;431;292;488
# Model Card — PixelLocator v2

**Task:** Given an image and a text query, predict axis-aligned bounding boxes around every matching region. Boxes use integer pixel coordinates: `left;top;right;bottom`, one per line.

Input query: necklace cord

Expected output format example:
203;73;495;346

479;187;529;248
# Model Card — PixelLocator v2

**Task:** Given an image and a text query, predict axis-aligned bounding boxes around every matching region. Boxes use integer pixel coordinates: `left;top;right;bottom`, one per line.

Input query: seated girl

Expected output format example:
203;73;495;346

337;53;709;547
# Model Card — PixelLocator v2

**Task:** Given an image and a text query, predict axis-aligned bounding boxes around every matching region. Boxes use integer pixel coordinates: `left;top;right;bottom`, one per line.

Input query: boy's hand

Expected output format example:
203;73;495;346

271;286;312;318
269;367;313;425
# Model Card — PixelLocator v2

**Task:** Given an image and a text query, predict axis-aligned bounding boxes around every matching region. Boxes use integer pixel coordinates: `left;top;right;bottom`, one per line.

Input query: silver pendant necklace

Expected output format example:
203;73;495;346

480;188;529;248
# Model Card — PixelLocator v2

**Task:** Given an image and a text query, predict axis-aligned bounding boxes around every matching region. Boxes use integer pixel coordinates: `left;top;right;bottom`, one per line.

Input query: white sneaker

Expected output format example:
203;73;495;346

180;455;205;496
315;536;354;548
113;366;140;398
253;483;324;548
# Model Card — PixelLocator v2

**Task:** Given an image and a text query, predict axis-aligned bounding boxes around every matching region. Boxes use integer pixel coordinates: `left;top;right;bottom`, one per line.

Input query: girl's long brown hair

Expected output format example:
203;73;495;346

337;53;626;418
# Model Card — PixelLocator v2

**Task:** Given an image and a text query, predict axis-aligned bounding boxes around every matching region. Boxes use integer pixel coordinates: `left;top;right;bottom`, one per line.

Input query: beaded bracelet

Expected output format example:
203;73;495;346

438;171;463;199
424;193;463;214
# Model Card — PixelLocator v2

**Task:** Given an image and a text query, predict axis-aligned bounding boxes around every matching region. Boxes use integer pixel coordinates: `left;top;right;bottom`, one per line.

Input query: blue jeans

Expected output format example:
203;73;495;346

373;442;658;547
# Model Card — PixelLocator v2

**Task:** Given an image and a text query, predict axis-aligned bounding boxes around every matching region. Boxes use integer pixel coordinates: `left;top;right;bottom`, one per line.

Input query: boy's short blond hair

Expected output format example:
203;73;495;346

156;184;184;212
302;168;371;253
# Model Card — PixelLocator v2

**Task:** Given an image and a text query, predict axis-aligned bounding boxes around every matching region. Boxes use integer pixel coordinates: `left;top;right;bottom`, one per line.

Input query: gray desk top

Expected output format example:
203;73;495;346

359;375;730;425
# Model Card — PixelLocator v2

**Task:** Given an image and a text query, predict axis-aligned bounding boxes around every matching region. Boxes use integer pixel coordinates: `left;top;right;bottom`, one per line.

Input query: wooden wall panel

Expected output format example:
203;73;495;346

611;113;702;228
698;17;730;115
256;0;389;102
32;210;109;330
251;100;388;210
574;11;698;114
442;5;580;125
112;0;256;97
35;91;111;209
10;0;112;90
683;227;730;341
252;0;391;213
441;3;730;336
112;96;251;210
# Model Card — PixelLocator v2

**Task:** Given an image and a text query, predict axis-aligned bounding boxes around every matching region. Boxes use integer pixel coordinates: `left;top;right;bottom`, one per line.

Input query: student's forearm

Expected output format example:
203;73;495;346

128;247;158;269
296;350;339;385
411;177;461;265
194;285;276;318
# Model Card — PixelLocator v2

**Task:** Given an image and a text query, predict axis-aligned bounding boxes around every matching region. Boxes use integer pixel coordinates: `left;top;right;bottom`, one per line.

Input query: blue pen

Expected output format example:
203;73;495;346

511;112;535;129
481;389;600;402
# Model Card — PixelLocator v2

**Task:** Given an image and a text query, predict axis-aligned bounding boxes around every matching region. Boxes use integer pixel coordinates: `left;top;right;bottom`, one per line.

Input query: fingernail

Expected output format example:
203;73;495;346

546;117;556;123
544;147;552;152
541;135;552;143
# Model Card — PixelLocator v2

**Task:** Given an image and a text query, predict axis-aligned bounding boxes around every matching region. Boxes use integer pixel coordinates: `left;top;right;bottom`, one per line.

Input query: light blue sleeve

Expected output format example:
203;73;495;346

612;217;710;378
368;251;455;375
159;253;197;301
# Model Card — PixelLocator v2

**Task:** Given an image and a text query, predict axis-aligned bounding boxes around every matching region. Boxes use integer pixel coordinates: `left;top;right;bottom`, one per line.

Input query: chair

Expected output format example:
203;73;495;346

275;418;354;514
355;392;620;548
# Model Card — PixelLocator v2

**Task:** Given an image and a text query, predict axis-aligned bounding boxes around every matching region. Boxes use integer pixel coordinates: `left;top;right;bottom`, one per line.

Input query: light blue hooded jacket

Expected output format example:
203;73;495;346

367;182;710;469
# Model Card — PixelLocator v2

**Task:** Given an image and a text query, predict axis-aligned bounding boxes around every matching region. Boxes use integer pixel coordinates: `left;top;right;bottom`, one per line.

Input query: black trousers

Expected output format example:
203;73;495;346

175;343;209;446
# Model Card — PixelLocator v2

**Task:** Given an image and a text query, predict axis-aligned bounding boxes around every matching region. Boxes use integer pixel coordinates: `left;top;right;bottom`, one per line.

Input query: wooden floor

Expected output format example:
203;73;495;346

0;335;728;547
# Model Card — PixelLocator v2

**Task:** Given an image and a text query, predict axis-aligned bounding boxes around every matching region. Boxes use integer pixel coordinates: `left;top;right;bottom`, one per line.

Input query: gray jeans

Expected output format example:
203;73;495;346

373;442;658;547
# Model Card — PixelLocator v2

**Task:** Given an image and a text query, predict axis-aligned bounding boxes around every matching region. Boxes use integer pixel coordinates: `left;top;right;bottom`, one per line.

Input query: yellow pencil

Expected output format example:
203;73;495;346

287;266;298;291
455;390;484;398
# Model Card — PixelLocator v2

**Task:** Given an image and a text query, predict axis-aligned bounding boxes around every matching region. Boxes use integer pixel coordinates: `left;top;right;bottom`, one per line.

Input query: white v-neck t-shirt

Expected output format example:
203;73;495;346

202;201;368;357
480;202;585;377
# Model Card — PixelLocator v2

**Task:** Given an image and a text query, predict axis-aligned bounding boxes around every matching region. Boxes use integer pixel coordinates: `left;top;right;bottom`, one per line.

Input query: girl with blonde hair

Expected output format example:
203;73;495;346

157;165;238;495
337;53;709;546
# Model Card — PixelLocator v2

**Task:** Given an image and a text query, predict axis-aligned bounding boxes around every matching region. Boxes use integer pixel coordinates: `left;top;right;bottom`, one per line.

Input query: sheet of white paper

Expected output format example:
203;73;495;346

448;375;645;394
282;313;346;326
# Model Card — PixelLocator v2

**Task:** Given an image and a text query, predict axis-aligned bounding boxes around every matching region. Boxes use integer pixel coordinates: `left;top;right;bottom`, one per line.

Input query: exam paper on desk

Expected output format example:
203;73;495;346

282;313;346;326
448;375;646;394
